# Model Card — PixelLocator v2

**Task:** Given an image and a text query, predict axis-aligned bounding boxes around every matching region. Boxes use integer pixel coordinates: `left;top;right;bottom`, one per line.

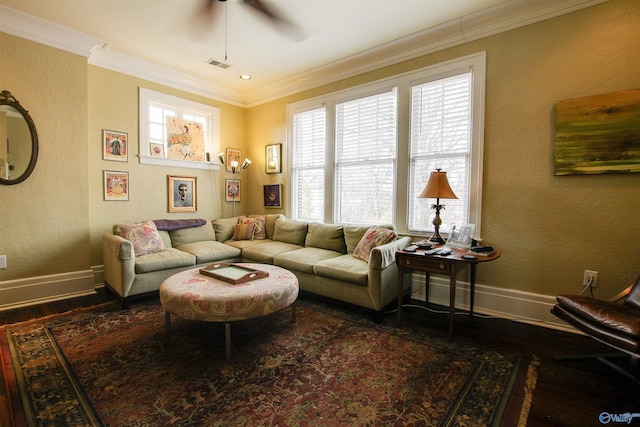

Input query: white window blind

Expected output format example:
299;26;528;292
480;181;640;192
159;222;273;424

408;73;472;233
335;89;397;225
292;107;326;222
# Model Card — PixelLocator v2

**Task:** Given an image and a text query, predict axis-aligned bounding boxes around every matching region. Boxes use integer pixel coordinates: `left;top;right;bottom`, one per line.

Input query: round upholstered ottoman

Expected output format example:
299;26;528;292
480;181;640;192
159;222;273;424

159;263;299;360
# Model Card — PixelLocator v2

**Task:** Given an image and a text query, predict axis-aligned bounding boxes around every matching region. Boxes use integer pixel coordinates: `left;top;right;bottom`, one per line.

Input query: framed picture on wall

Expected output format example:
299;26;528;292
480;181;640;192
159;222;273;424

168;175;197;212
265;143;282;174
225;148;241;173
264;184;282;208
103;170;129;201
225;179;241;202
103;130;128;162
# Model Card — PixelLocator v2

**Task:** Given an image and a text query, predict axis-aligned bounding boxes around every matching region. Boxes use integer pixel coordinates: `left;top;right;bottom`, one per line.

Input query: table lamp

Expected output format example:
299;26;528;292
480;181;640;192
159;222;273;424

418;169;457;244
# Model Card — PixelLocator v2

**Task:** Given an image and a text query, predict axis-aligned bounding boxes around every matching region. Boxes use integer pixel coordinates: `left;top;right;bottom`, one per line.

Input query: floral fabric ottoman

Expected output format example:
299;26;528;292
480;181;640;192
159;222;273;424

159;263;299;360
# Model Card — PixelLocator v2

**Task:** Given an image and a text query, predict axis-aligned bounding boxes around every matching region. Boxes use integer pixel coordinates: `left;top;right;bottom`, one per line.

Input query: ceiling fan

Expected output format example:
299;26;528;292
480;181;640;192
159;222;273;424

197;0;299;36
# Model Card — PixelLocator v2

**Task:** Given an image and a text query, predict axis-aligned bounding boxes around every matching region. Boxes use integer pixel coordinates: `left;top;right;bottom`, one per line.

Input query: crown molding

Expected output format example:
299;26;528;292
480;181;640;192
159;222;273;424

244;0;610;106
0;5;105;57
1;0;610;107
88;48;246;107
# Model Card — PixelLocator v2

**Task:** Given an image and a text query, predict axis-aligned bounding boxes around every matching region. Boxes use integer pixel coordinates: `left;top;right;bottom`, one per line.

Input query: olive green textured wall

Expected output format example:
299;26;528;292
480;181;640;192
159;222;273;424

247;0;640;297
0;33;91;280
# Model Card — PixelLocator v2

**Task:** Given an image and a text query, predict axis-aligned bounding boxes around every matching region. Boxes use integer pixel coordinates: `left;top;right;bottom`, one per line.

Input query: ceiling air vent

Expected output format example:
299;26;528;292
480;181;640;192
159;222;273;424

207;59;231;69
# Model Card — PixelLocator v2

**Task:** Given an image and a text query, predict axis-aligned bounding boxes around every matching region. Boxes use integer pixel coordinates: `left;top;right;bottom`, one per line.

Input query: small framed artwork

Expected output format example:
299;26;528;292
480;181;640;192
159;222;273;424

168;175;197;212
265;143;282;174
447;224;475;248
149;143;165;157
103;129;128;162
225;148;241;173
264;184;282;208
103;170;129;201
225;179;241;202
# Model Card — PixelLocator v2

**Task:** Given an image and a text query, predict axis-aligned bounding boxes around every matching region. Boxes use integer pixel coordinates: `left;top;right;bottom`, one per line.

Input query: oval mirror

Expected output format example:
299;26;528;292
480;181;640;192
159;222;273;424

0;91;39;185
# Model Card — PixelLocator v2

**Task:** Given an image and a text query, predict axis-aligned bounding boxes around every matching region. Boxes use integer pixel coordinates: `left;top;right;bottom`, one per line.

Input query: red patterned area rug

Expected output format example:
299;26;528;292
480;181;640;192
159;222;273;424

1;301;537;426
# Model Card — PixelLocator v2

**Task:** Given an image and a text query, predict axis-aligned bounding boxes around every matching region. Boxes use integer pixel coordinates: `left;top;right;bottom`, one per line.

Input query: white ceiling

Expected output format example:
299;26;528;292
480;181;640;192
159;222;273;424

0;0;608;105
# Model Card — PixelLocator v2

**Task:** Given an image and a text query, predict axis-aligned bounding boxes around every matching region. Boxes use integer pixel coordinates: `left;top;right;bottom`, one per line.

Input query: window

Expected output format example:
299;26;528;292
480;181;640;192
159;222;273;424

287;52;485;237
408;73;472;234
291;107;326;222
139;88;220;170
335;89;397;224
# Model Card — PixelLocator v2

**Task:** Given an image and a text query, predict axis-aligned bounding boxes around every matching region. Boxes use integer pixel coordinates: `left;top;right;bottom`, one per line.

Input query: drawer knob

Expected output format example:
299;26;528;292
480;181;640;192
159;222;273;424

405;259;411;265
439;263;445;270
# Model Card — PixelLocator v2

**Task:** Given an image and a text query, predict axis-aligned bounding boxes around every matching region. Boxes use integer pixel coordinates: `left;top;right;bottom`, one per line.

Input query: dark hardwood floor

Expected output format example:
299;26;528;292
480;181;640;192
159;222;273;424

1;289;637;426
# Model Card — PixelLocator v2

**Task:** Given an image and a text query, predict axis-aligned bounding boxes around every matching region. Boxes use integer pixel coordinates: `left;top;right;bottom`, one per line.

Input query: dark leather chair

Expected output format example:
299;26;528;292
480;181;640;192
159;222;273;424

551;274;640;382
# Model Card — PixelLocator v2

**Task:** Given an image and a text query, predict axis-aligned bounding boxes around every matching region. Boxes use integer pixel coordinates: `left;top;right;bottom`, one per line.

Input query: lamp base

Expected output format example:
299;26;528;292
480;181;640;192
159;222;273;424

428;233;446;244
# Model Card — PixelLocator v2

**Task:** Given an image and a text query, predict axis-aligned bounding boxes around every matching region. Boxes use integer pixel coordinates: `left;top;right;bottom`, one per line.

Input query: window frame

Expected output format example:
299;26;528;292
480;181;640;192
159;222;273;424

138;88;220;170
286;52;485;237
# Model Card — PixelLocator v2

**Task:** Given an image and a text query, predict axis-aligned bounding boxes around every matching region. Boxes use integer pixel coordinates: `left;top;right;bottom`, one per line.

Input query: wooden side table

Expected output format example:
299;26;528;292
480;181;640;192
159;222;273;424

396;246;500;336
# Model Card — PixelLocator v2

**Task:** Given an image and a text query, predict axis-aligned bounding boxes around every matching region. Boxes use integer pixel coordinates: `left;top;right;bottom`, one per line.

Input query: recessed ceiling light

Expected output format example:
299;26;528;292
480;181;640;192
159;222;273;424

240;74;252;80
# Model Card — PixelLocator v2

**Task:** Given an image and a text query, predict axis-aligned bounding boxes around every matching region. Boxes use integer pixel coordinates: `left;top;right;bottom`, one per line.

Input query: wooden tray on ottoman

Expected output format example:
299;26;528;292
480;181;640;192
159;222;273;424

199;263;269;285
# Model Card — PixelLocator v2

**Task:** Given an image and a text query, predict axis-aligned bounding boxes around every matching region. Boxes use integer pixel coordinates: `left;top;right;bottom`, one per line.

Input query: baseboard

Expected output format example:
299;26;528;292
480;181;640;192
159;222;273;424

410;275;577;334
0;269;97;311
1;266;576;333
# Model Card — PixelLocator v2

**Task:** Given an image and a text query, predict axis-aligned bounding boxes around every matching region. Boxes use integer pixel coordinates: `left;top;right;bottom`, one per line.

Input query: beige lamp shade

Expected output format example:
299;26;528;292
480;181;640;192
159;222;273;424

418;170;458;200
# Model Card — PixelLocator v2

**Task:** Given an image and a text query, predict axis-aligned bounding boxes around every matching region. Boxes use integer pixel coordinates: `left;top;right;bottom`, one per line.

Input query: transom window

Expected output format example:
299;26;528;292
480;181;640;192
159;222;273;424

139;88;220;170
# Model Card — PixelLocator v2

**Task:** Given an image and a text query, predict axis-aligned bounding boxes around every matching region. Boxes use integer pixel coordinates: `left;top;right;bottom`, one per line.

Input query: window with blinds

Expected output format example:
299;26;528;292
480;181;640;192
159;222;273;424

287;52;485;235
408;73;472;233
335;89;397;224
291;107;326;222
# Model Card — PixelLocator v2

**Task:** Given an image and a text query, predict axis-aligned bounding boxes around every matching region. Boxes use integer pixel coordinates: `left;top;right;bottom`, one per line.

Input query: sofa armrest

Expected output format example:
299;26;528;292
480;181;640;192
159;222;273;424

369;236;412;269
102;233;136;298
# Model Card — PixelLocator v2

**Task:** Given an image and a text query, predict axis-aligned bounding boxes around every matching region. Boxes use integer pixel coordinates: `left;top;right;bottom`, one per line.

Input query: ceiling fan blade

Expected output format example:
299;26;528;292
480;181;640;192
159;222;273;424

242;0;304;39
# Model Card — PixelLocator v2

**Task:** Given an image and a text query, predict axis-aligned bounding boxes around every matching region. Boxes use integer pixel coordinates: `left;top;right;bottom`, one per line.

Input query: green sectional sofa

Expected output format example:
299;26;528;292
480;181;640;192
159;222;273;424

103;214;411;312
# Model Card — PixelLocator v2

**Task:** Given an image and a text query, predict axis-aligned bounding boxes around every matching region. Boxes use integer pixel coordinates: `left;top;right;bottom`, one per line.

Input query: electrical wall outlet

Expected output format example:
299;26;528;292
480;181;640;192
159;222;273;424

0;255;6;269
583;270;598;288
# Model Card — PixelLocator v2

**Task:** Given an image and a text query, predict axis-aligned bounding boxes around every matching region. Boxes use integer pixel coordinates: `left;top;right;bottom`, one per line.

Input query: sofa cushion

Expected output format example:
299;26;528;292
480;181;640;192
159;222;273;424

169;221;216;247
239;215;266;239
313;255;368;286
305;223;347;253
263;214;284;239
134;248;195;274
114;221;166;256
213;217;240;242
273;247;342;275
177;241;241;264
232;223;255;240
353;226;397;262
273;218;308;245
344;225;395;254
241;241;303;264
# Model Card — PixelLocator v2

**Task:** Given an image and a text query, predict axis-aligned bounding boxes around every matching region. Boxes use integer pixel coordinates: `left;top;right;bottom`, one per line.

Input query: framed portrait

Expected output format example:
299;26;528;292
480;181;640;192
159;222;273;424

265;143;282;174
447;224;475;248
225;148;241;173
168;175;197;212
103;129;128;162
103;170;129;201
225;179;241;202
264;184;282;208
149;143;165;157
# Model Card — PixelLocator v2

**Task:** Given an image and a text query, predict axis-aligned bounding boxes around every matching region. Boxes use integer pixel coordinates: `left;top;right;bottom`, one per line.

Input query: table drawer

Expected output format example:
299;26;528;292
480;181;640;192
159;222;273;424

400;256;451;273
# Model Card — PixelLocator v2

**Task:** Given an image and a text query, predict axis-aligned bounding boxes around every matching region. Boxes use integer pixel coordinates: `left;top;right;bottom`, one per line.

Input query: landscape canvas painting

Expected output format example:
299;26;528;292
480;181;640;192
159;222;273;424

554;89;640;175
